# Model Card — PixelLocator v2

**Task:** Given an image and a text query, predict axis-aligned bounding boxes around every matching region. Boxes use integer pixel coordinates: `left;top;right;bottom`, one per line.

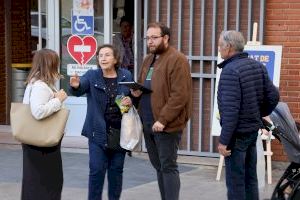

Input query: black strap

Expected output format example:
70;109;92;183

149;54;156;68
145;54;156;78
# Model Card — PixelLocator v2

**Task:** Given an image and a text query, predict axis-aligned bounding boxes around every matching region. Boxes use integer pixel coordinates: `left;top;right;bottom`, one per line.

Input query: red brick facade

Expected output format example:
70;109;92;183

0;1;32;124
0;1;6;123
147;1;262;153
11;1;32;63
1;1;299;161
265;1;300;161
147;0;300;161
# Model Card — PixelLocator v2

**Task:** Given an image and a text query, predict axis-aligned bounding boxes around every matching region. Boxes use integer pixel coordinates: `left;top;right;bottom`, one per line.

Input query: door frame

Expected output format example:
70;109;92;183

47;0;60;54
60;0;143;136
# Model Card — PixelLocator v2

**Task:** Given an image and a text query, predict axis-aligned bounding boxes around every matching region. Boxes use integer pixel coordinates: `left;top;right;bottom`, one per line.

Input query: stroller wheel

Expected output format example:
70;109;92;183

271;163;300;200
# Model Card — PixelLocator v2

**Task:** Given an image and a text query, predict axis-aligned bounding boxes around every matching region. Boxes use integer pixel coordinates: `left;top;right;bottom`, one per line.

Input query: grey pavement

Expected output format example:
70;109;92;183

0;126;289;200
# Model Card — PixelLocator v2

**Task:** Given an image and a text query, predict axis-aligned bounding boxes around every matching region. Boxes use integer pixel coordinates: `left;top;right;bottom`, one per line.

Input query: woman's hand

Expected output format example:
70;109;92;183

121;96;132;107
54;89;68;103
70;74;80;89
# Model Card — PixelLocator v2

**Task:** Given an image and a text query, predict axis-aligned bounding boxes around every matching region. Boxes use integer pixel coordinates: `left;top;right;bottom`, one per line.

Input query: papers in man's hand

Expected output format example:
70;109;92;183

118;81;152;93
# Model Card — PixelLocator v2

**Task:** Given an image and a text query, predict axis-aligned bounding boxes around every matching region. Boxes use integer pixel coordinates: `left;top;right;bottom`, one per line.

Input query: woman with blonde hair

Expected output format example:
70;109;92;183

21;49;68;200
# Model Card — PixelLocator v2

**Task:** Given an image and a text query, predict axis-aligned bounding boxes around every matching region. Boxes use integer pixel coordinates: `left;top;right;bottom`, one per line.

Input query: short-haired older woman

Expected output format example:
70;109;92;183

69;44;133;200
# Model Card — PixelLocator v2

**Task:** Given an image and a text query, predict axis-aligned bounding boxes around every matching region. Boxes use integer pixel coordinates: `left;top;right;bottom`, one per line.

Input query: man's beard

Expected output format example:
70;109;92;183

149;41;166;54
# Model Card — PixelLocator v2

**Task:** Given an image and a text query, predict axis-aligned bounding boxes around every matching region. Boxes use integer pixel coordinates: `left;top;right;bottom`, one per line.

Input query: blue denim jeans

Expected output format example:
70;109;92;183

143;123;181;200
225;132;259;200
88;140;126;200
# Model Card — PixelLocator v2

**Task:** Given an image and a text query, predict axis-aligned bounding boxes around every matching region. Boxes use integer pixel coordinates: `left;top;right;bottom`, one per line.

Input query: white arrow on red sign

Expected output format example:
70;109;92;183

67;35;97;66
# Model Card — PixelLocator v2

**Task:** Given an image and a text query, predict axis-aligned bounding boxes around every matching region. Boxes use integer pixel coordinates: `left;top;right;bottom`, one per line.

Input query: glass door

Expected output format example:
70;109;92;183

59;0;141;136
30;0;60;52
60;0;105;136
30;0;47;51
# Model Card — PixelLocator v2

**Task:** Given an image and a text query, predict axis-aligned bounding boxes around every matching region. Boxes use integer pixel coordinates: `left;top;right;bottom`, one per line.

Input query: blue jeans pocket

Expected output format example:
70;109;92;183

233;133;258;152
234;138;248;151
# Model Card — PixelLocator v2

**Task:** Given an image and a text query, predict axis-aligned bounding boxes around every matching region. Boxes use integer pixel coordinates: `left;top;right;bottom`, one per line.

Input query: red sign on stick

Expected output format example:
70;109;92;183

67;35;97;65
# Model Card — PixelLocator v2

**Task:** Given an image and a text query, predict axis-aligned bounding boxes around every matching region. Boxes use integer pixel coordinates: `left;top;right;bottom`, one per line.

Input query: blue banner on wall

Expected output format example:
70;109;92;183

245;50;275;81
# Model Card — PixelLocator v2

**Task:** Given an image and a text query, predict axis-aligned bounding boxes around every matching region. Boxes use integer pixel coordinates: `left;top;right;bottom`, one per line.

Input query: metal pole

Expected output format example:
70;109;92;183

235;0;240;31
247;0;253;41
38;0;42;50
104;0;112;43
134;0;142;81
177;0;182;50
259;0;265;44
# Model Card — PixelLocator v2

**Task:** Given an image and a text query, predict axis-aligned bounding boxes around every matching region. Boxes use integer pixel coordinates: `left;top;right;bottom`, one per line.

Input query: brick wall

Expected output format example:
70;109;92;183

265;0;300;161
147;1;261;152
2;1;298;161
147;1;299;161
11;0;32;63
0;0;32;124
0;1;5;123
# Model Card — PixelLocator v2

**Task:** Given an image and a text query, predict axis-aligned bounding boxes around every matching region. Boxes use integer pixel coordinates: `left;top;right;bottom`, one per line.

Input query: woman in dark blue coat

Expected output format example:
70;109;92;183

69;44;133;200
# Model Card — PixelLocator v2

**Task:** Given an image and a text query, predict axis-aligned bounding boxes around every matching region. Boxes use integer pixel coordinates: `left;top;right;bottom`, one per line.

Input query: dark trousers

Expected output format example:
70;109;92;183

143;123;181;200
88;140;126;200
225;133;259;200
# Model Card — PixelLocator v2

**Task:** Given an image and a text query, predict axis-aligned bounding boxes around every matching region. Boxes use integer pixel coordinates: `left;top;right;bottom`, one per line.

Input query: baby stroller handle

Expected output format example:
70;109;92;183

262;118;300;152
262;118;281;141
262;118;276;131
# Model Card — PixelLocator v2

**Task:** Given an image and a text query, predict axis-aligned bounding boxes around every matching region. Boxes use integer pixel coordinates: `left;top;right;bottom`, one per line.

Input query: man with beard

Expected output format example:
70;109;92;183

131;22;192;200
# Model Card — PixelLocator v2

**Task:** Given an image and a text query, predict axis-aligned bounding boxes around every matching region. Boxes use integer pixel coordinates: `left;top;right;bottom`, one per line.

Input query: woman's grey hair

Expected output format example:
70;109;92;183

220;30;245;52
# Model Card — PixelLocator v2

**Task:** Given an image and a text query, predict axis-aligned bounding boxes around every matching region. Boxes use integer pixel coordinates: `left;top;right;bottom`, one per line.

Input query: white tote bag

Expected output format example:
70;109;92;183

120;106;143;151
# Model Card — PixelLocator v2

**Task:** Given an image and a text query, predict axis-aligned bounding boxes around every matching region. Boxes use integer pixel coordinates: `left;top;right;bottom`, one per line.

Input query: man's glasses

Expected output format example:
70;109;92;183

144;35;163;41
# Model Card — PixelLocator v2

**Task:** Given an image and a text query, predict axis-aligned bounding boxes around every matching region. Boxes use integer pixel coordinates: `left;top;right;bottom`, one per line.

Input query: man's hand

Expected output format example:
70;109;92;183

152;121;165;132
131;89;143;97
218;143;231;157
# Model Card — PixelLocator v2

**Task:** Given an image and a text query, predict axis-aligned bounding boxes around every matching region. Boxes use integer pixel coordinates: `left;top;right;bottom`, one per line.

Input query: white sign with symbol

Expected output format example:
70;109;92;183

72;14;94;35
67;64;98;76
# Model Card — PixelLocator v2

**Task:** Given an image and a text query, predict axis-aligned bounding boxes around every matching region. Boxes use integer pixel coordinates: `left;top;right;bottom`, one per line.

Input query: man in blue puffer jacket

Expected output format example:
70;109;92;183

217;30;279;200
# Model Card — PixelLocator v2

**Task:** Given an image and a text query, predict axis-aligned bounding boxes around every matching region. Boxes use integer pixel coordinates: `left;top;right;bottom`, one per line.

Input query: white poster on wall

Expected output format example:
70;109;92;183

211;45;282;136
73;0;94;15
